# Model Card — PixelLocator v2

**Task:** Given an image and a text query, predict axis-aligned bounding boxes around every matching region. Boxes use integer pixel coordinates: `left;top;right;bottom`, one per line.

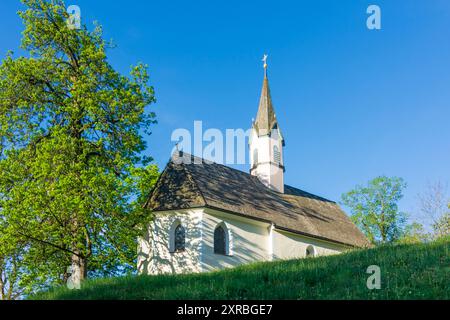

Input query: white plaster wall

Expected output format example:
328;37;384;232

249;128;284;193
254;162;271;188
249;128;258;167
137;207;350;275
258;135;271;163
137;208;203;275
272;229;347;260
268;132;284;192
200;208;271;272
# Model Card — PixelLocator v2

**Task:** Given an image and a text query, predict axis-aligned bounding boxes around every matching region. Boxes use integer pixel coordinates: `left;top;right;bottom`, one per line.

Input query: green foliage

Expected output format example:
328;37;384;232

31;240;450;300
397;222;430;244
0;0;158;297
341;176;407;244
432;212;450;240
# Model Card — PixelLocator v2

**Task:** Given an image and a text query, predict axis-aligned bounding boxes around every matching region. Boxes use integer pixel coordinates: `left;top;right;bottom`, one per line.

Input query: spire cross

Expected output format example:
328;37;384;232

262;54;268;77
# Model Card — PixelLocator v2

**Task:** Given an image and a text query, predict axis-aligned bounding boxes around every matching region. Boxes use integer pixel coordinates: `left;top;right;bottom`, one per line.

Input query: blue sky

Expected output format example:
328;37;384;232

1;0;449;226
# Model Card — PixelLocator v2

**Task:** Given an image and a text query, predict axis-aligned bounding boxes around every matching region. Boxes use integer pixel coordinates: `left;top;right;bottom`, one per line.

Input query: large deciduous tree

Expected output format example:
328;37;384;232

341;176;407;244
0;0;158;295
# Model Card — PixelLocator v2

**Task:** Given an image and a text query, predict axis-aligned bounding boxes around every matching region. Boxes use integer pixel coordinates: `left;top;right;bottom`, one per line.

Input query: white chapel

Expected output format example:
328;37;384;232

137;59;368;275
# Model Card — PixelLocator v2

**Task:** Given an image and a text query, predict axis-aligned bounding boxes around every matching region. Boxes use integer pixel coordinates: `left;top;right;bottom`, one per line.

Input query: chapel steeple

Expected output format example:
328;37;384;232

249;55;285;193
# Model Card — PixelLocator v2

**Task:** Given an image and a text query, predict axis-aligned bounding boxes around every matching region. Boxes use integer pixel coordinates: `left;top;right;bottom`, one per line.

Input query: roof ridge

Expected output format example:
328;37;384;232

283;184;336;204
171;152;336;203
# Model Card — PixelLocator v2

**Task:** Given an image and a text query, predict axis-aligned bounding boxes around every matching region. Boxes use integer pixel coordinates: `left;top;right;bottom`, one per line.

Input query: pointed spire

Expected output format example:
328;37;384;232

253;54;278;136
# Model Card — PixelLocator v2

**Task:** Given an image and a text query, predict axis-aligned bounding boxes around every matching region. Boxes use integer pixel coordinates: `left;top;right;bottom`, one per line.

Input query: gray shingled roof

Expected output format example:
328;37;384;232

252;74;285;146
253;74;282;138
146;153;370;248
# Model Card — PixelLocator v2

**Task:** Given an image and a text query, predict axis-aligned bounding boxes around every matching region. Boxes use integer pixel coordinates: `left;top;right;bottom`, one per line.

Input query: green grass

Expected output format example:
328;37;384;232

32;240;450;300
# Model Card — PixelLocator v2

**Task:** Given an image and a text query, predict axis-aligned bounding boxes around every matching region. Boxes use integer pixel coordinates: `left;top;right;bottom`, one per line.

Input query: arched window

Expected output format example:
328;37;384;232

214;225;227;255
273;145;281;164
169;220;186;253
174;224;185;252
306;245;315;257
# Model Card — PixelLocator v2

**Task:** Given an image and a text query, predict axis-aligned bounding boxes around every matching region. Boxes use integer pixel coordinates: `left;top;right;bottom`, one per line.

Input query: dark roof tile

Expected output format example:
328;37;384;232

146;153;370;248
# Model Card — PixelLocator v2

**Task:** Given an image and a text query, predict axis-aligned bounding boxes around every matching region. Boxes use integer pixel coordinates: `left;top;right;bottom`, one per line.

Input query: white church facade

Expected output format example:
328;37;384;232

137;61;369;275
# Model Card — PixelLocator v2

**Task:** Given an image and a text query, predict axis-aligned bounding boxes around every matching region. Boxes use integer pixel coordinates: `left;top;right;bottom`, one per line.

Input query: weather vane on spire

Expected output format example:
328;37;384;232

262;54;268;68
262;54;268;77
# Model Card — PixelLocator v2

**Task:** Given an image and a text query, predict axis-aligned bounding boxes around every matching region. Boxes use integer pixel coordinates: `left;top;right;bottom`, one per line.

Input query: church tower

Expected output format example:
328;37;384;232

249;55;285;193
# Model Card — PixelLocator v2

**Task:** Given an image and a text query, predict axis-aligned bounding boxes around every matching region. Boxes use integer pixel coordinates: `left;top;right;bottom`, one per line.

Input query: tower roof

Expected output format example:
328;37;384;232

253;63;283;143
253;74;277;136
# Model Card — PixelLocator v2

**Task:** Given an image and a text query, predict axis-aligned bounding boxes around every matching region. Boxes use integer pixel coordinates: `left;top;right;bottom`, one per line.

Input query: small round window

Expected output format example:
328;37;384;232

306;245;315;257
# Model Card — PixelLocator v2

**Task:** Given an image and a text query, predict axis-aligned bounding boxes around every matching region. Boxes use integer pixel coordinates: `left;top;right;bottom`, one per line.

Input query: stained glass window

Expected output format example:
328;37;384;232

214;225;226;255
174;224;185;252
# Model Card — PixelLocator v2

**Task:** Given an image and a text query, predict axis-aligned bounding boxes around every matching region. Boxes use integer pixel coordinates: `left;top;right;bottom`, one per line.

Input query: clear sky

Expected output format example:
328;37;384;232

1;0;449;227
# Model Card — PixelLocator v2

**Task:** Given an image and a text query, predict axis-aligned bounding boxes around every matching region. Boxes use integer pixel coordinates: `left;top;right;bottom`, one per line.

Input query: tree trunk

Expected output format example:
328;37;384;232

69;254;87;289
0;280;4;300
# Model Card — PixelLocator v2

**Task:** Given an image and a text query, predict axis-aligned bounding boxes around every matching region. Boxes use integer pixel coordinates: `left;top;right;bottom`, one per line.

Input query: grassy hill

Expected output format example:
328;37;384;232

33;240;449;300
